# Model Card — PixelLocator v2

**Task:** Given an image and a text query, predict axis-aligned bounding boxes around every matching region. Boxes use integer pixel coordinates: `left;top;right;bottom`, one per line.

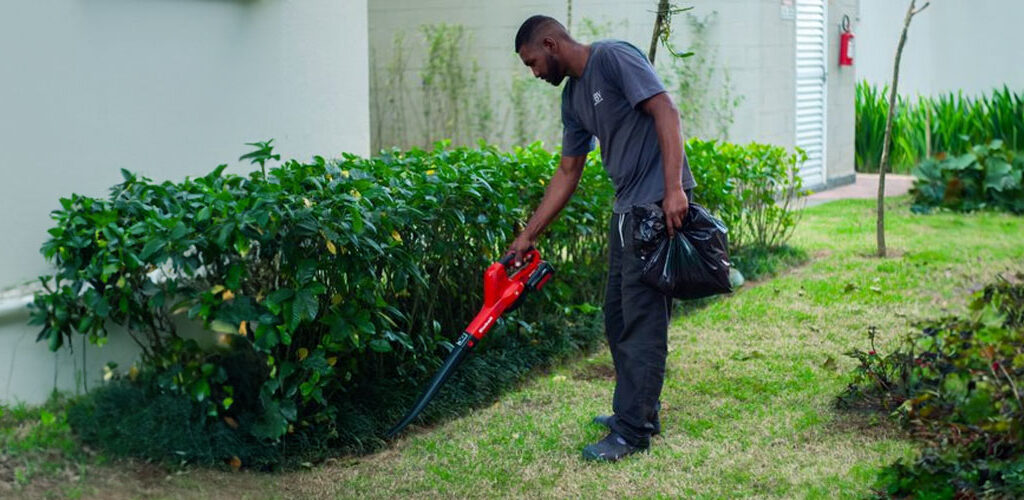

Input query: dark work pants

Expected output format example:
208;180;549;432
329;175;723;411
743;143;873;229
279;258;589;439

603;191;690;447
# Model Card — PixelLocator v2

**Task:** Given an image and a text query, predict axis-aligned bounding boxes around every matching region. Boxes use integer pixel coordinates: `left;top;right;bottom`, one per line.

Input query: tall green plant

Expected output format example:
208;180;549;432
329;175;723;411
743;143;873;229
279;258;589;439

420;24;481;147
857;82;1024;173
658;12;743;140
371;33;411;152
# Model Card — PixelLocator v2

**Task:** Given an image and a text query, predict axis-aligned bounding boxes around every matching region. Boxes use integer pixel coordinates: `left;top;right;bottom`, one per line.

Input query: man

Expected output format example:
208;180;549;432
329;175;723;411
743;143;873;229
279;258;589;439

507;15;697;462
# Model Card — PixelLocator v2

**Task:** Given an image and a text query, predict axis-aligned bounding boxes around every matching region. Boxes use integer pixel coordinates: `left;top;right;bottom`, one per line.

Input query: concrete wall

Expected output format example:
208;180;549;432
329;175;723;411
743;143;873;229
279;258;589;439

369;0;798;147
827;0;859;186
0;0;370;404
857;0;1024;96
369;0;856;186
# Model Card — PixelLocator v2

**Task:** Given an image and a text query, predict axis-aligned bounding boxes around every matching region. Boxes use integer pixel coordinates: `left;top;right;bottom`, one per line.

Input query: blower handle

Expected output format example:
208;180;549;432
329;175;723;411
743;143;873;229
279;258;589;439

499;246;536;268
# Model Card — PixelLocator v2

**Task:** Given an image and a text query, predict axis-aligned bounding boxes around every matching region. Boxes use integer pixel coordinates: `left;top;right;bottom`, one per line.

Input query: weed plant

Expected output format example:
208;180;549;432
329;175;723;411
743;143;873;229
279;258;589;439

838;275;1024;497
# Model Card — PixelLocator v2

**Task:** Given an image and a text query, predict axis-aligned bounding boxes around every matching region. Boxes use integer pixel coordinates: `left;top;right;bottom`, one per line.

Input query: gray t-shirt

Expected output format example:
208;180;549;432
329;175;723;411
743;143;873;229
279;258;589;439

561;40;696;213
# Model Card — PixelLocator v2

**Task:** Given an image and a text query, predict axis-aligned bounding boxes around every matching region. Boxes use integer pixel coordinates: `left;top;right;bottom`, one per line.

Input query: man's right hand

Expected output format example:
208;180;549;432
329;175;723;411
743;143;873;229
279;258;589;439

507;233;536;267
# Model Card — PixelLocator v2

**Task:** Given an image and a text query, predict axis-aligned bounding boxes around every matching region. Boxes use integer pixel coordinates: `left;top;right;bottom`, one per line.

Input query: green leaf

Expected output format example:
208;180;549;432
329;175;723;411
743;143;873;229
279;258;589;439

191;379;211;402
985;158;1020;192
40;410;56;426
254;324;280;351
251;400;287;440
293;288;319;324
369;339;392;353
948;153;977;171
265;288;294;315
139;238;166;261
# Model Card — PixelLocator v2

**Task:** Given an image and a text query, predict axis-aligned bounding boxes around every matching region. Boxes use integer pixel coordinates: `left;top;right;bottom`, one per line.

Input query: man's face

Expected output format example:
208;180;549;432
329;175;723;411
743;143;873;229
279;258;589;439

519;42;565;86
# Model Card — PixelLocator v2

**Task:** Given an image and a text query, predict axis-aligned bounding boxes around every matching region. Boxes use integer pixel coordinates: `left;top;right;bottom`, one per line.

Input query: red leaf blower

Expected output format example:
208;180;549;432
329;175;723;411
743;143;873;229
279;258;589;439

385;248;554;438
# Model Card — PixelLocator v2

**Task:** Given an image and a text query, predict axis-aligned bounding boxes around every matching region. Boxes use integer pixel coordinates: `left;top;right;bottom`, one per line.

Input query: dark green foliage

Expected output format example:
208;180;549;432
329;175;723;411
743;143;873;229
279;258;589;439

856;82;1024;173
837;276;1024;498
35;141;611;462
910;140;1024;214
67;312;603;466
36;138;807;467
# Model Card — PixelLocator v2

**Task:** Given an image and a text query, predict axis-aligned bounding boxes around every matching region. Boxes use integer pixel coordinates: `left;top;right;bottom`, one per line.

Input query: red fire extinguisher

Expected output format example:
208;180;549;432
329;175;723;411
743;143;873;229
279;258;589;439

839;15;854;66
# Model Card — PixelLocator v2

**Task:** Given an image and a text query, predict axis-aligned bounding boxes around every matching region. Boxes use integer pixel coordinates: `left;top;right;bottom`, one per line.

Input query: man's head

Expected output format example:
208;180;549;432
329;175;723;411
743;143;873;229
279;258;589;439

515;15;573;86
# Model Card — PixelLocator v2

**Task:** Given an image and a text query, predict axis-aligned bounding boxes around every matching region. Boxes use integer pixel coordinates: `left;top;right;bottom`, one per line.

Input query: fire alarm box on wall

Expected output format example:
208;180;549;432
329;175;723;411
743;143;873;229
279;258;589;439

840;15;854;66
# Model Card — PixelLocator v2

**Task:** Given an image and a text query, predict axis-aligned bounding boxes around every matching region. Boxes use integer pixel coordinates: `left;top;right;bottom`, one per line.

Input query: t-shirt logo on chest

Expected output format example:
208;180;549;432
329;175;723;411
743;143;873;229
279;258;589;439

592;90;603;106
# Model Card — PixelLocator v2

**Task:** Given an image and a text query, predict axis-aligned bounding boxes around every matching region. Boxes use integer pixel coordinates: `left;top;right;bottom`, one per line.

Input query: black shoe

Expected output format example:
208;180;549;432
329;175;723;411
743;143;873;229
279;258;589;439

592;414;661;436
581;432;649;462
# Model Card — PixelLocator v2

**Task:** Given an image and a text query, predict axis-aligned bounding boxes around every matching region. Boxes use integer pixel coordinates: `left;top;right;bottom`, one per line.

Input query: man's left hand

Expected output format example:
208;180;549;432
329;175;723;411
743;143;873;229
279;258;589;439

663;189;689;238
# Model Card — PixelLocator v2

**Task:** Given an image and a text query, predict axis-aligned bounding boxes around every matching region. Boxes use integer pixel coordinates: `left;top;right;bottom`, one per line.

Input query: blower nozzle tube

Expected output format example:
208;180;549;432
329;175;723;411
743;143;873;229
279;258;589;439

384;332;476;438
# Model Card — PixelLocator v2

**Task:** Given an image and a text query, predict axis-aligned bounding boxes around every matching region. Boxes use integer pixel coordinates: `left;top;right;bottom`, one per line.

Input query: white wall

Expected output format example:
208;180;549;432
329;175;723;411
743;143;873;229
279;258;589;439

0;0;370;289
0;0;370;404
369;0;857;186
857;0;1024;96
370;0;796;147
827;0;859;186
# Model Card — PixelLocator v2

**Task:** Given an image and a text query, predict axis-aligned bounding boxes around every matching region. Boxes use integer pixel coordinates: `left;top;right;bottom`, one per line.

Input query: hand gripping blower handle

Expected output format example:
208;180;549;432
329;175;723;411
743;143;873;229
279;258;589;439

385;249;554;438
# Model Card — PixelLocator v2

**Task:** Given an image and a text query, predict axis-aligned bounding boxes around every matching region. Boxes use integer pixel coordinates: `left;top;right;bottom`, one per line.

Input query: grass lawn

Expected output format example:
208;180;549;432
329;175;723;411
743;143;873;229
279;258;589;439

5;196;1024;499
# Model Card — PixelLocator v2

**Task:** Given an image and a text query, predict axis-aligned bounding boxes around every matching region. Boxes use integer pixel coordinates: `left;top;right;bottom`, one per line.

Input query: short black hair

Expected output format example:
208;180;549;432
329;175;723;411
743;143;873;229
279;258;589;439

514;15;562;52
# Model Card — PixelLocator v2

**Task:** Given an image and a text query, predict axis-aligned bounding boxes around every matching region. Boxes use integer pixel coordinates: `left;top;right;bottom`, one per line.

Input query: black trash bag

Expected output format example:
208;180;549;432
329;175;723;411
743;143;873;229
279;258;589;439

631;202;732;300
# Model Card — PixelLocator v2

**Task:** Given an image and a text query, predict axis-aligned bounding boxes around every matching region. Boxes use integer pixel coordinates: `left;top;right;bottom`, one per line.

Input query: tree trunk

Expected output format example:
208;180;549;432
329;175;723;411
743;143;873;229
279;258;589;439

566;0;573;35
877;0;929;258
649;0;671;63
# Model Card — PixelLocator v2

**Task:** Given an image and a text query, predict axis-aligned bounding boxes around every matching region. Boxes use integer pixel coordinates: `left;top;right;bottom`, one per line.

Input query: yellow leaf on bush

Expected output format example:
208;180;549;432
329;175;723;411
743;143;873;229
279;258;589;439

426;169;436;175
391;230;403;243
221;289;235;301
350;189;362;200
303;197;313;208
298;348;309;361
326;240;337;255
238;321;248;335
327;357;338;366
129;365;139;381
331;294;343;306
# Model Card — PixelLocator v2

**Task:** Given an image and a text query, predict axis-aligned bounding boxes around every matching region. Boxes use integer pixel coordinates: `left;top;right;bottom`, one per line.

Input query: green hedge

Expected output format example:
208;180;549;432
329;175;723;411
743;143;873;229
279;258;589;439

686;139;807;251
32;139;805;467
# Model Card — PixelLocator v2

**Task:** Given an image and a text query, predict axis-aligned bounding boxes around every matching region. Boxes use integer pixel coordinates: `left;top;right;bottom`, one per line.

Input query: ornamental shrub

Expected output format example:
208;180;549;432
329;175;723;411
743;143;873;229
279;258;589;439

910;139;1024;214
685;138;808;251
31;141;612;464
32;138;805;466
